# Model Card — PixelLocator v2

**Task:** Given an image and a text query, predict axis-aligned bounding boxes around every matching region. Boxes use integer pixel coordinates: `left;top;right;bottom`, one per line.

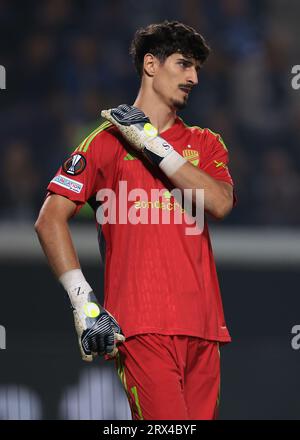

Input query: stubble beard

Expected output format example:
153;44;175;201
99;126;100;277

172;97;188;111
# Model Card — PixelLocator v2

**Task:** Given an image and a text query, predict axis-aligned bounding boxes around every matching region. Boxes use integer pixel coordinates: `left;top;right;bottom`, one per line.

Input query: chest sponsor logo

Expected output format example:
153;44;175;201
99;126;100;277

63;154;86;175
95;182;204;235
182;149;199;166
51;175;83;193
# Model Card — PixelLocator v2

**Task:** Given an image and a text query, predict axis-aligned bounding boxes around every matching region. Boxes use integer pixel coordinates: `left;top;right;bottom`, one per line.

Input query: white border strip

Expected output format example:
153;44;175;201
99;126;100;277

0;223;299;266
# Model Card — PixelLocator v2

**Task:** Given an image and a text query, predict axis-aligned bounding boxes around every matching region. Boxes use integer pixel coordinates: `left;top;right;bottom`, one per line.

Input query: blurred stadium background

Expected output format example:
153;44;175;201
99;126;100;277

0;0;300;420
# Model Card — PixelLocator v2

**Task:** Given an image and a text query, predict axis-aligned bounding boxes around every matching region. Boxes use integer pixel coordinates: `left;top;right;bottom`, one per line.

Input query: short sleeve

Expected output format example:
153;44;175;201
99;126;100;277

199;129;233;185
47;139;98;215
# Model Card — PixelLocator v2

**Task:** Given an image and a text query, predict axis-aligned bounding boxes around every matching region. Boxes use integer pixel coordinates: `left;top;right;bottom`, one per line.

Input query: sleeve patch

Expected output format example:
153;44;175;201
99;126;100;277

62;154;86;176
51;175;83;193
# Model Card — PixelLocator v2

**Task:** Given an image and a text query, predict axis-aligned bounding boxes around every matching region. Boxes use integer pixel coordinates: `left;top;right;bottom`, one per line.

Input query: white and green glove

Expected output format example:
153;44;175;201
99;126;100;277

60;269;125;362
101;104;186;177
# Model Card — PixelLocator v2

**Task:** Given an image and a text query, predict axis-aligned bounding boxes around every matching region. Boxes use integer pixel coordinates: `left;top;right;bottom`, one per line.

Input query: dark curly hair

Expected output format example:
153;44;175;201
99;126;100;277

130;20;211;77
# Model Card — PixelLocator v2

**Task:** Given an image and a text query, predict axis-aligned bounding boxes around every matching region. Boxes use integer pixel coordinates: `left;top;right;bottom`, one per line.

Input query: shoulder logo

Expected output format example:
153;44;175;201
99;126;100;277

182;149;200;167
214;160;227;169
63;154;86;176
124;152;137;161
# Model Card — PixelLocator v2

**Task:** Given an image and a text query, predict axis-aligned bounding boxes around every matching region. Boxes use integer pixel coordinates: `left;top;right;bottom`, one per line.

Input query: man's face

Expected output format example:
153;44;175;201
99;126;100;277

152;53;200;110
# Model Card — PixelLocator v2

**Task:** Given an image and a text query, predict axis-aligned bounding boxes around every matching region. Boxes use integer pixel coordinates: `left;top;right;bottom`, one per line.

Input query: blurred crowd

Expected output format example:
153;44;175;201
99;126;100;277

0;0;300;225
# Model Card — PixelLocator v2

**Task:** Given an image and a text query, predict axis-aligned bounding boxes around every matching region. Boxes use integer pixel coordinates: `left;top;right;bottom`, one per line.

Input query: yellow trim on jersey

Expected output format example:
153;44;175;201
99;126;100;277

116;352;128;392
130;386;144;420
206;128;228;151
75;121;112;153
179;117;228;151
116;352;144;420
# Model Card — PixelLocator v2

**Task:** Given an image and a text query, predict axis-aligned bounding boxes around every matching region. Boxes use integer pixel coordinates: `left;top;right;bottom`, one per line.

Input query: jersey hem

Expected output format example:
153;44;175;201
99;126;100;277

121;327;231;343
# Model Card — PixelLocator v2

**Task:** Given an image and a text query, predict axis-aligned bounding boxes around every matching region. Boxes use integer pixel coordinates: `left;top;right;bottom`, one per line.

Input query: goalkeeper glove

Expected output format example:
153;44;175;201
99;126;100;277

60;269;125;362
101;104;186;177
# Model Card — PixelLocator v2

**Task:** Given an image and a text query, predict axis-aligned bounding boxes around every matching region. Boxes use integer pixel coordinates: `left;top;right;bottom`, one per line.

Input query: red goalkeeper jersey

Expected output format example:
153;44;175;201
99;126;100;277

47;117;234;343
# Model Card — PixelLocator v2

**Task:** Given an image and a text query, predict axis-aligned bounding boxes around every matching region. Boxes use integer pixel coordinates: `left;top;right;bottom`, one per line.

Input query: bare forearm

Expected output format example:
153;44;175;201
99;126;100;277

167;161;233;219
35;218;80;279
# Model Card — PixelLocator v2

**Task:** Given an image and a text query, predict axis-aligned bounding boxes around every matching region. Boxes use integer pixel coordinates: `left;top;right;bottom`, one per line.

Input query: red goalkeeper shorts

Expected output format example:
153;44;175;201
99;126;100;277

114;334;220;420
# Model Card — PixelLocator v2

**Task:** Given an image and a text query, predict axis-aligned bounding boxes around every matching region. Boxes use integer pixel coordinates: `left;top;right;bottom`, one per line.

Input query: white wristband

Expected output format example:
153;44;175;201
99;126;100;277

59;269;93;309
158;149;187;177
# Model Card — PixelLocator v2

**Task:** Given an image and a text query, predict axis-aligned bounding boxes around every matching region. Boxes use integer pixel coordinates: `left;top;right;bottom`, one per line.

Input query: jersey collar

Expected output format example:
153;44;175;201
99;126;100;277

159;116;187;142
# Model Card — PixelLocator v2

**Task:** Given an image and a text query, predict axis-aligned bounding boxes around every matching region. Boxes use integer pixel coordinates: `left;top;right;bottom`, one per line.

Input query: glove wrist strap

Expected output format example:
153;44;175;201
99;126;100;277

59;269;94;310
159;149;187;177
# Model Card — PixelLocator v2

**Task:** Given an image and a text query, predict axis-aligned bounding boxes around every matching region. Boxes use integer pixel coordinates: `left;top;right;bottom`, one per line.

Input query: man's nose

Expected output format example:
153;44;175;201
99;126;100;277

187;67;198;85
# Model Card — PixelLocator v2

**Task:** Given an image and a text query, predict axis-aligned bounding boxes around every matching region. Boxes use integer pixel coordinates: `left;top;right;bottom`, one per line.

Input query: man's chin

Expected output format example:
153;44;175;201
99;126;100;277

172;98;188;111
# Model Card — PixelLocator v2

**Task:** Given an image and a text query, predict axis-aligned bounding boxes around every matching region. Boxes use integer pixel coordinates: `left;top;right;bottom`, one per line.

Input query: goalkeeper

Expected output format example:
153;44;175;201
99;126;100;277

35;20;235;420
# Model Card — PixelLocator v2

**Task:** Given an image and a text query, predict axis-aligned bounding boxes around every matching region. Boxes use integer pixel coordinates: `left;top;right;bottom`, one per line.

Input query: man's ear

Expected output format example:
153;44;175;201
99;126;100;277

143;53;160;77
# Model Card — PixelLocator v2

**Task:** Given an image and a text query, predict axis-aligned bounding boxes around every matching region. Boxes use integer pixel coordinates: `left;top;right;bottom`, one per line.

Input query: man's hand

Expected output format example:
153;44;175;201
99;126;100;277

72;291;125;362
101;104;176;166
58;269;125;362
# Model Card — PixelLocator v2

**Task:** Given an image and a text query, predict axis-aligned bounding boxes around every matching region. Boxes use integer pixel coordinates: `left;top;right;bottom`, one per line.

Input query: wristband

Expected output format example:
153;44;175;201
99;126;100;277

59;269;94;310
158;149;187;177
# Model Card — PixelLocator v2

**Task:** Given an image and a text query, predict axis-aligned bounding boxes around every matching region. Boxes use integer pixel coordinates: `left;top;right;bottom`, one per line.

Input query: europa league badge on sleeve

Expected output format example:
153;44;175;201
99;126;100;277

63;154;87;176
